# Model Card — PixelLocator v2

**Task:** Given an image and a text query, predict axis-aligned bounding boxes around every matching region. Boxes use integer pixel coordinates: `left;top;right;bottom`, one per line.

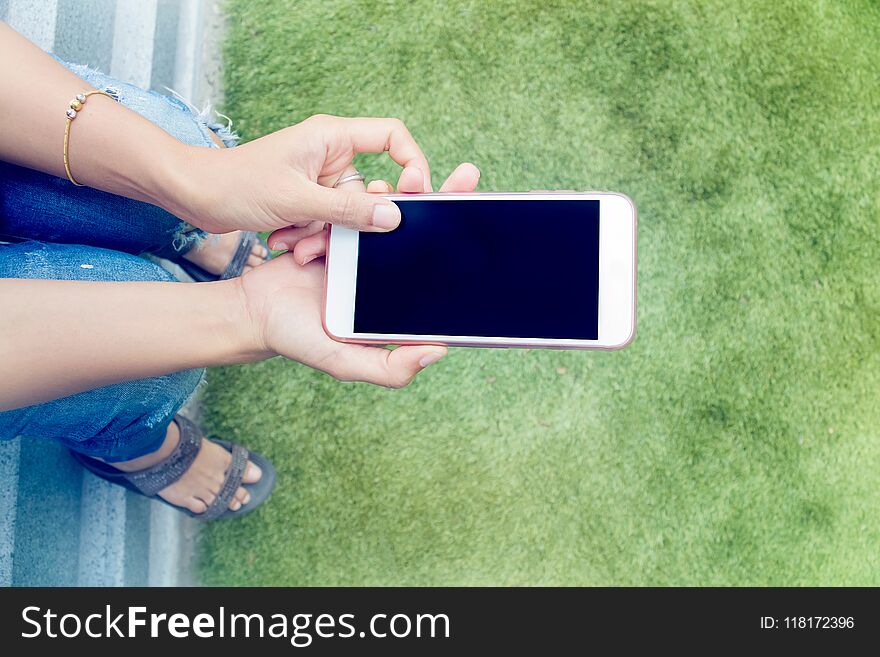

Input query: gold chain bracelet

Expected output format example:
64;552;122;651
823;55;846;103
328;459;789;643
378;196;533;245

63;89;118;186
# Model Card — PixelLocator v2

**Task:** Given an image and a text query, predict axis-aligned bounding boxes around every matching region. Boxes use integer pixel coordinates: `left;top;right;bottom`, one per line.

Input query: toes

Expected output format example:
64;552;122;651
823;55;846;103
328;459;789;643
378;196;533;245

243;245;268;271
243;460;262;484
187;498;208;514
251;243;269;262
156;442;261;516
229;486;249;511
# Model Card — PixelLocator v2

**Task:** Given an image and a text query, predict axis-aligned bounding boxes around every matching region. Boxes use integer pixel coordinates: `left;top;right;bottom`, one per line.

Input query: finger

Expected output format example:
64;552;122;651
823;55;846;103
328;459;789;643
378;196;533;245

334;344;447;389
314;166;373;238
301;183;401;231
440;162;481;192
334;117;432;192
292;229;329;265
367;179;394;193
267;221;325;251
396;166;426;193
333;165;368;192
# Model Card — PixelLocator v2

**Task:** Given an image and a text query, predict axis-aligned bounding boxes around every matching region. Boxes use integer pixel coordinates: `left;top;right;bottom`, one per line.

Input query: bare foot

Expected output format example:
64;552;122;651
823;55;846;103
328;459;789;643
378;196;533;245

182;232;269;277
114;419;262;514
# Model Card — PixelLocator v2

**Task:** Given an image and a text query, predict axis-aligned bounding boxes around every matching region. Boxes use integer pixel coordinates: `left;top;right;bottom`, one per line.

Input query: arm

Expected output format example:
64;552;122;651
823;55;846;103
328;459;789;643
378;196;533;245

0;161;483;411
0;278;260;411
0;22;189;211
0;21;431;235
0;165;478;411
0;254;450;412
0;23;477;410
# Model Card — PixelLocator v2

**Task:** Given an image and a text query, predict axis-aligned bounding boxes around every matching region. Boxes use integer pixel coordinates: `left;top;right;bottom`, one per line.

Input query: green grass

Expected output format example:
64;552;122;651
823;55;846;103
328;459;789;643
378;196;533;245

201;0;880;585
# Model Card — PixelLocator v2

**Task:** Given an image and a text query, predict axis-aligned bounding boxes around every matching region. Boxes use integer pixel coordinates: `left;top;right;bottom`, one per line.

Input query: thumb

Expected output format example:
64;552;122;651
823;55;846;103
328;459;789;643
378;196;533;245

334;344;447;388
300;183;401;232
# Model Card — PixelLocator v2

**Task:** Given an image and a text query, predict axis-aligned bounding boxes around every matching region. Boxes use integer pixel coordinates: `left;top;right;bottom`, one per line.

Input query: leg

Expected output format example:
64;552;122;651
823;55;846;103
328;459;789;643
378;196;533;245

0;241;259;513
0;60;267;273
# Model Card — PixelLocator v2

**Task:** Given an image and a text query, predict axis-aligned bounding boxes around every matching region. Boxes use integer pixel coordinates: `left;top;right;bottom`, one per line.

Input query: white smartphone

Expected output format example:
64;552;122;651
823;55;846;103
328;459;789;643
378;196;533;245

323;192;636;349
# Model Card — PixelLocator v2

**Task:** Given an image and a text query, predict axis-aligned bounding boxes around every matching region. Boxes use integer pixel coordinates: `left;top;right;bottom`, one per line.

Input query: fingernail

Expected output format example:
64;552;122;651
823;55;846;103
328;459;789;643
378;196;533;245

273;241;288;252
302;253;318;265
372;204;400;230
243;491;251;505
419;352;444;368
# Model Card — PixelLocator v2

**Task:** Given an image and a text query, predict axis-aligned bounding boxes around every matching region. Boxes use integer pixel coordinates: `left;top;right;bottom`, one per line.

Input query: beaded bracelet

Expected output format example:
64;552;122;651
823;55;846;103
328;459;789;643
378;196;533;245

63;88;118;186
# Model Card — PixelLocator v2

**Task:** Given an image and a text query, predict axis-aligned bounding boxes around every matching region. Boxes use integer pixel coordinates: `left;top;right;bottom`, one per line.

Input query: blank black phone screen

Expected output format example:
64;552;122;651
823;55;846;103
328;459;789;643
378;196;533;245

353;199;600;339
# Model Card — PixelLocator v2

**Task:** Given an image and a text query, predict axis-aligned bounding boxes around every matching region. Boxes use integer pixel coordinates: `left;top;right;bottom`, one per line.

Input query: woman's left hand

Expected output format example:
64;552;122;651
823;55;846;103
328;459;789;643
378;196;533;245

172;114;437;236
265;162;481;265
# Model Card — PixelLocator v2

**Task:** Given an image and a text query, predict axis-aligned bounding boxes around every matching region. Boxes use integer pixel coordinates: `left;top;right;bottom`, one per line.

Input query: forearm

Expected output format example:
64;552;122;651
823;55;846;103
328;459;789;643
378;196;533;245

0;22;192;215
0;278;267;411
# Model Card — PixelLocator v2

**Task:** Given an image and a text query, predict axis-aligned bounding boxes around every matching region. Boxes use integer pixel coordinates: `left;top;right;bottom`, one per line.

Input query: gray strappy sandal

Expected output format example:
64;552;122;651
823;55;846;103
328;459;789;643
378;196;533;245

70;414;276;520
175;231;270;282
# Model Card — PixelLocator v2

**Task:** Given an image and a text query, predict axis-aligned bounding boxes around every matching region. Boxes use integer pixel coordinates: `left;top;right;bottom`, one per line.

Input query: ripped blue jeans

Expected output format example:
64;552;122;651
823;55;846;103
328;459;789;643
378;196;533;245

0;61;236;461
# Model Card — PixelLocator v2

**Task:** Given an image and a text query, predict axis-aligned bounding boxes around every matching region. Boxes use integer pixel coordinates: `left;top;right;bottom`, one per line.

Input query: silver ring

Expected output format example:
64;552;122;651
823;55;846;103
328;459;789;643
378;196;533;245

334;171;366;188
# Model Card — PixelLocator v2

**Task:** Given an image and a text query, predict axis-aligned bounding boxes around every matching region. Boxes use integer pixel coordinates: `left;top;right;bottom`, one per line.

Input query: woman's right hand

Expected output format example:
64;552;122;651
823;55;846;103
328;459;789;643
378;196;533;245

236;253;446;388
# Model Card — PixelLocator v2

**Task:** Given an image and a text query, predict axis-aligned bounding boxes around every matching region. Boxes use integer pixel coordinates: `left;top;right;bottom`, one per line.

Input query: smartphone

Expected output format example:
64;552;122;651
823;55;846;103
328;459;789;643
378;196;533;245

323;192;636;349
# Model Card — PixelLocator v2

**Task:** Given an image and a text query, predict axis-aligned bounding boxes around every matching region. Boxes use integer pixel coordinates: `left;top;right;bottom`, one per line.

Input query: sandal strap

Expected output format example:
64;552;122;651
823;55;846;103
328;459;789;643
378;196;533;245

220;231;257;280
125;414;202;496
201;443;249;520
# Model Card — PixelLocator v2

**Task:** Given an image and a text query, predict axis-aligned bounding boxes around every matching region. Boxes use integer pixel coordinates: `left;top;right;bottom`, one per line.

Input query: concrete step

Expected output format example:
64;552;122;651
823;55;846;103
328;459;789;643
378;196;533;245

1;0;217;588
0;439;22;587
0;435;198;586
1;0;214;101
11;439;84;586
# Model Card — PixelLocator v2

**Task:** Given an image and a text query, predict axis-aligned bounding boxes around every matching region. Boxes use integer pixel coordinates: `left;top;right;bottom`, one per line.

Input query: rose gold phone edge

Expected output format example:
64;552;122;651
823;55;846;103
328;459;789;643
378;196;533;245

322;191;637;350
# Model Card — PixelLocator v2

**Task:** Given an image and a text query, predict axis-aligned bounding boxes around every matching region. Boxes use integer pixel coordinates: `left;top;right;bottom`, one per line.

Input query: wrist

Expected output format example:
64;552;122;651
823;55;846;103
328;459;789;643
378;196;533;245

211;278;274;364
155;143;222;232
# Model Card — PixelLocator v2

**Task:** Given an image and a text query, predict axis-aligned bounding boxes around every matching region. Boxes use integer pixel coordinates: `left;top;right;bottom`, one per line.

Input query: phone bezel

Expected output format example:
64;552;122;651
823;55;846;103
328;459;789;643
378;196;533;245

323;192;636;350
